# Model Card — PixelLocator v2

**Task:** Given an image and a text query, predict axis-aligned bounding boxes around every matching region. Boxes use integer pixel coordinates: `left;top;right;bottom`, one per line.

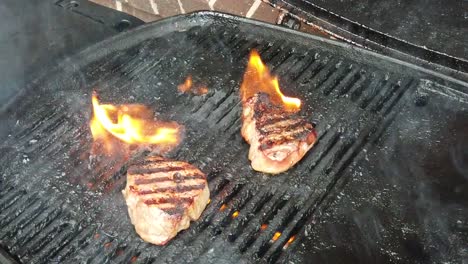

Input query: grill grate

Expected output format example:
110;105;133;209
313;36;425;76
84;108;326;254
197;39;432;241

0;12;463;263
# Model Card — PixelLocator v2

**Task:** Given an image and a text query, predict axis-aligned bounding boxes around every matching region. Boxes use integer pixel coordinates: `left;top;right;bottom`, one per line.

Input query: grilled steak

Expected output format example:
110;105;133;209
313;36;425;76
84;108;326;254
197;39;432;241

122;156;210;245
241;93;316;174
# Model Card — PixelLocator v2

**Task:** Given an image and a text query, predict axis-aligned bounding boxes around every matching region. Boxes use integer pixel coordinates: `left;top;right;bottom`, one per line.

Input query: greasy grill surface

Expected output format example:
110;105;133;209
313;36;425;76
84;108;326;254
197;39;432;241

0;12;466;263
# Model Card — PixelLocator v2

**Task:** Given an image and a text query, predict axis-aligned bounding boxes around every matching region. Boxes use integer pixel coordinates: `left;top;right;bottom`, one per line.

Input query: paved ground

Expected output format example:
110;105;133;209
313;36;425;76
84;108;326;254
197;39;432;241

89;0;329;37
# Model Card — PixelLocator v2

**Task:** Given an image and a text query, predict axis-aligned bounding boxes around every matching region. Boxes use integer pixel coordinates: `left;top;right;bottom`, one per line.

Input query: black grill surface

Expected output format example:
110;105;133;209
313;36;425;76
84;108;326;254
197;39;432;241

0;12;467;263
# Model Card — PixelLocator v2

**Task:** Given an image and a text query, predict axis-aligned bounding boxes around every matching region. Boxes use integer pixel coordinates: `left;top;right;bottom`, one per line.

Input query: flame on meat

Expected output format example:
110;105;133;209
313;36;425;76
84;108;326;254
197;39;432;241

240;50;301;112
178;75;208;95
90;92;181;147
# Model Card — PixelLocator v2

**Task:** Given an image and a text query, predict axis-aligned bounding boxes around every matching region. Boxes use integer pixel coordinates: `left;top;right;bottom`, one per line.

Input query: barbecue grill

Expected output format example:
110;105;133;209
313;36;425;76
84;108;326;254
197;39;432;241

0;11;467;264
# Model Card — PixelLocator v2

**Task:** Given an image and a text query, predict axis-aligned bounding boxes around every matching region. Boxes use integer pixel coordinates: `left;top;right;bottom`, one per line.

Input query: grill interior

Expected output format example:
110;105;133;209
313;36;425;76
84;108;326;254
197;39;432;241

0;12;467;263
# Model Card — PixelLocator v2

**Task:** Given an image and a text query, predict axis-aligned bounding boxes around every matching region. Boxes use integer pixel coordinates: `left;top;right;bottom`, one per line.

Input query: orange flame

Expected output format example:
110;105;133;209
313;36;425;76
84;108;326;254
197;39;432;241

232;211;239;218
219;204;227;212
283;235;296;249
260;224;268;231
178;75;208;95
271;232;282;242
178;76;193;93
240;50;301;112
90;92;181;147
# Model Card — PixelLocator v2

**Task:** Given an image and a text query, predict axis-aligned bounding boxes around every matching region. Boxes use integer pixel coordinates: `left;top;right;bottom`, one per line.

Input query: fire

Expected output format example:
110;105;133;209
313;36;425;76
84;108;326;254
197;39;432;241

232;211;239;218
283;235;296;249
219;204;227;212
90;92;181;147
260;224;268;231
240;50;301;112
178;76;193;93
178;75;208;95
271;231;282;242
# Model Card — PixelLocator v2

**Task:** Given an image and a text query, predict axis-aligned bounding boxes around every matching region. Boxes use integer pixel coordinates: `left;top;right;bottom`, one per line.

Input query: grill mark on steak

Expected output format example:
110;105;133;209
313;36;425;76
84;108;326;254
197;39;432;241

260;118;304;131
144;196;194;205
252;95;315;149
161;207;186;216
134;173;206;185
241;92;317;174
257;114;286;125
135;184;206;195
262;123;314;141
123;156;210;242
259;119;308;135
144;195;196;216
132;189;204;200
127;166;188;175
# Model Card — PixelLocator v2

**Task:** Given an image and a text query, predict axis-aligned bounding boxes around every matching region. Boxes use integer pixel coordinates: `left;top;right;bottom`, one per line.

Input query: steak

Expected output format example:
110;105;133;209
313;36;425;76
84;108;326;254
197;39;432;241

241;93;317;174
122;156;210;245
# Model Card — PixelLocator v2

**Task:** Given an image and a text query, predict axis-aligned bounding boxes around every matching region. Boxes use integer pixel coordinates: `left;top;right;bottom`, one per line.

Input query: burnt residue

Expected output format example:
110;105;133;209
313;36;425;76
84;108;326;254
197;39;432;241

0;12;467;264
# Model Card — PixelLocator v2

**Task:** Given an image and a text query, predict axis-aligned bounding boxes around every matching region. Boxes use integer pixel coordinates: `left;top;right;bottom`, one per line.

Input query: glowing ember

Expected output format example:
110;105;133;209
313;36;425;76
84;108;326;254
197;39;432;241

240;50;301;112
283;235;296;249
178;75;208;95
197;86;209;95
271;231;281;242
219;204;227;211
260;224;268;231
232;211;239;218
90;92;181;147
178;75;193;93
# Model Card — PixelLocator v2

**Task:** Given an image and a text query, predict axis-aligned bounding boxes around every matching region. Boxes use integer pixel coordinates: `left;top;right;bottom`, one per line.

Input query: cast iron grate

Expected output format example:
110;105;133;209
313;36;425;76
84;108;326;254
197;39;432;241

1;12;459;263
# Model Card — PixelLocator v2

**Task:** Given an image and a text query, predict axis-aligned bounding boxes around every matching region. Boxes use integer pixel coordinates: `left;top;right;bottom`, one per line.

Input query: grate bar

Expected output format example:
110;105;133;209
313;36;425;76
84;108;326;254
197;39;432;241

10;208;62;252
169;186;255;263
0;190;25;212
0;194;39;228
234;192;288;252
246;198;300;257
0;200;44;240
52;226;97;262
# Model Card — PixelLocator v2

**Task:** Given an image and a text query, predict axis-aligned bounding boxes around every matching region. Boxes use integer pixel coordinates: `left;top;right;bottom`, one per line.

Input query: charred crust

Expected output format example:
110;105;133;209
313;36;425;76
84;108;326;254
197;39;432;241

128;166;189;175
244;93;317;152
133;173;206;185
135;184;206;195
144;196;194;205
161;206;186;216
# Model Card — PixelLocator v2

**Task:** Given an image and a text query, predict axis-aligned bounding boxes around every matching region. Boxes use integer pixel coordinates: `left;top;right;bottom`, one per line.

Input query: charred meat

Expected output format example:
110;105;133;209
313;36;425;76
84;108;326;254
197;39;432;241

241;93;316;174
122;156;210;245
